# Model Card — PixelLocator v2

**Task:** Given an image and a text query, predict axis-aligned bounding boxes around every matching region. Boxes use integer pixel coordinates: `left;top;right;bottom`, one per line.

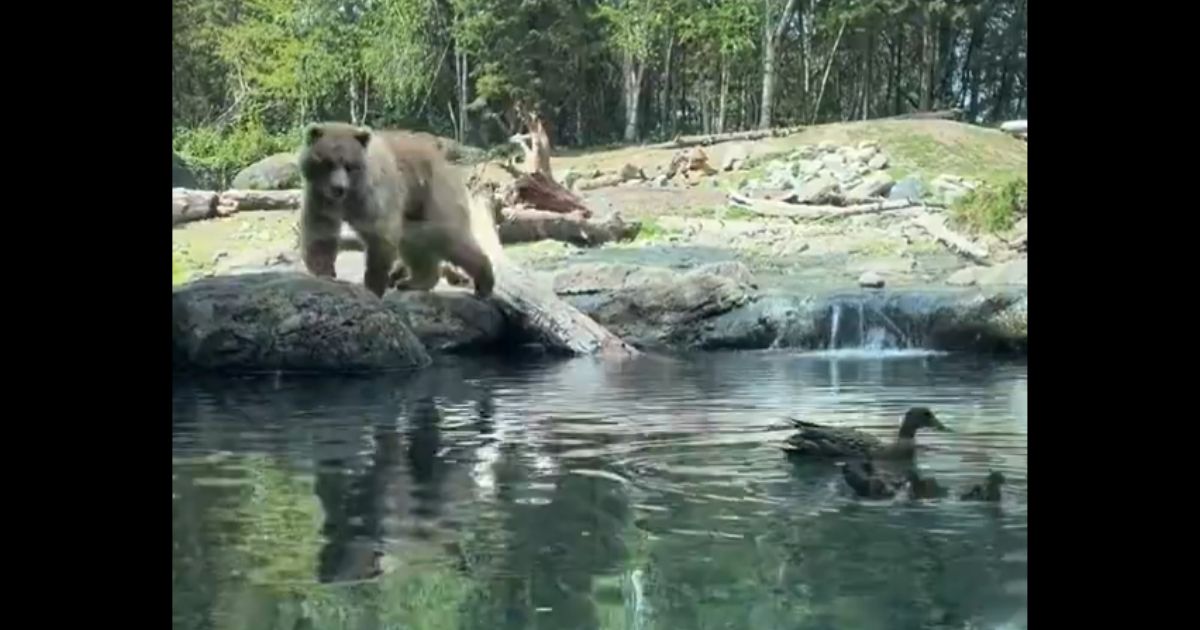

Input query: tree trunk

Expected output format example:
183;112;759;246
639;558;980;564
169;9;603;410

990;0;1026;123
893;25;905;115
717;56;729;134
919;8;935;111
862;24;874;121
758;0;801;129
623;52;643;142
811;20;847;124
662;35;674;138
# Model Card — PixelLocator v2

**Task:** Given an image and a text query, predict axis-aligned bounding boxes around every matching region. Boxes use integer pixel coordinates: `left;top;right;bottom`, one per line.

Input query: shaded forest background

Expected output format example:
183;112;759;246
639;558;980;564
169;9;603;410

173;0;1027;186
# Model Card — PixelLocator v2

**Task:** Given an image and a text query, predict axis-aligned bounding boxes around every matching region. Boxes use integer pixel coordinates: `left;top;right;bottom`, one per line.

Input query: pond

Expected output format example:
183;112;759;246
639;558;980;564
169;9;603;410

173;351;1027;630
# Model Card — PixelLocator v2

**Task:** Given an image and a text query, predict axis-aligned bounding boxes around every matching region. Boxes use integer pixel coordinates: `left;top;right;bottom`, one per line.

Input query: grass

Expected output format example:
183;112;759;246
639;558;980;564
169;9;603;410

634;217;684;242
949;176;1028;234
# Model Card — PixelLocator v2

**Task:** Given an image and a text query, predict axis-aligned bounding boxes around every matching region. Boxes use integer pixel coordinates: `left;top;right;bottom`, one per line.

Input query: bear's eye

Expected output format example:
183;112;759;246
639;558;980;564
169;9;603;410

344;163;361;173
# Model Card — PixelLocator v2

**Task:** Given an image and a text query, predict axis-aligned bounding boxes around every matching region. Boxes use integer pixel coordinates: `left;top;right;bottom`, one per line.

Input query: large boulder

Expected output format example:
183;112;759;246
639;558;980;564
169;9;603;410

172;153;198;189
557;263;756;349
384;290;507;354
173;272;430;372
231;152;301;190
550;263;1026;355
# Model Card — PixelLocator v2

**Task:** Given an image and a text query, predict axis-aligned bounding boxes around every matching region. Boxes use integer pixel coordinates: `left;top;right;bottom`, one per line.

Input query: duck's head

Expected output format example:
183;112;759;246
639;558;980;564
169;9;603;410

986;471;1007;487
898;407;949;437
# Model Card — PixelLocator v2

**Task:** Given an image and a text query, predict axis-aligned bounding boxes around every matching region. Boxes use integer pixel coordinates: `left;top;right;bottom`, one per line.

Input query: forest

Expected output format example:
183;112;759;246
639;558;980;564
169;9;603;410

172;0;1027;186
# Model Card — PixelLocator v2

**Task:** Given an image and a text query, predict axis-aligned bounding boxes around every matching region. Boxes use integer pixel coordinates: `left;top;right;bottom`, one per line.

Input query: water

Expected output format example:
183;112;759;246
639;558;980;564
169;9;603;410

173;352;1028;630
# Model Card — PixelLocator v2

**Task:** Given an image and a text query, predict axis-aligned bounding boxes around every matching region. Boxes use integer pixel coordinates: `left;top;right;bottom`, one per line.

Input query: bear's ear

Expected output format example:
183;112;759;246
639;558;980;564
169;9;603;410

354;126;372;148
305;123;324;145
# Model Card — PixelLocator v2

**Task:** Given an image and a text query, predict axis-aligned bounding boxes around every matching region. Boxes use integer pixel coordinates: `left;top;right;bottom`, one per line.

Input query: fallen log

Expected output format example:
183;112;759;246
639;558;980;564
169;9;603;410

645;126;804;150
909;211;990;263
337;205;639;249
498;207;640;246
468;190;639;358
504;171;592;217
1000;119;1028;134
880;109;964;121
728;193;923;220
217;189;303;214
173;188;218;225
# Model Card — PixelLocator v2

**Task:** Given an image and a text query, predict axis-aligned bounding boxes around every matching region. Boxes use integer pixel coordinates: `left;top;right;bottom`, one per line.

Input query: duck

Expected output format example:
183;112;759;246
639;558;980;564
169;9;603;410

840;459;904;499
781;407;950;460
960;471;1006;502
905;469;948;500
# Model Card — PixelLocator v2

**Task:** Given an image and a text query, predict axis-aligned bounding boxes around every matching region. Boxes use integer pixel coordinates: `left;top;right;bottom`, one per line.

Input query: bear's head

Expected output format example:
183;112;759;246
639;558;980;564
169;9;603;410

299;122;371;202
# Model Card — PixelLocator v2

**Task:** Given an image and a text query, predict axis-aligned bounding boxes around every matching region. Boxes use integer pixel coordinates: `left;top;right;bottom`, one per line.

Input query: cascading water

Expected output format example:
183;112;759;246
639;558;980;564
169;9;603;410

804;295;947;358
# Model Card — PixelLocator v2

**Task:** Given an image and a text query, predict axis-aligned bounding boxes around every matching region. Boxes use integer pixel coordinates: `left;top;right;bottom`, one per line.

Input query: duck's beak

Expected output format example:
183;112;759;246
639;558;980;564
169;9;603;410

932;416;952;432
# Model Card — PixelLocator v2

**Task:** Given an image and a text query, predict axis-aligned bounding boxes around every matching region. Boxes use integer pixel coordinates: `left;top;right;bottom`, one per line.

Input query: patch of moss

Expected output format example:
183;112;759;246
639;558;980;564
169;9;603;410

634;217;684;242
950;176;1028;234
172;247;210;285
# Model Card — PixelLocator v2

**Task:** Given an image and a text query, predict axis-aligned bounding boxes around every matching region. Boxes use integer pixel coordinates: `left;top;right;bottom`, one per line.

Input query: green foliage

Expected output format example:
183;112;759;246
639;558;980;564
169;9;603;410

950;176;1028;234
174;120;299;189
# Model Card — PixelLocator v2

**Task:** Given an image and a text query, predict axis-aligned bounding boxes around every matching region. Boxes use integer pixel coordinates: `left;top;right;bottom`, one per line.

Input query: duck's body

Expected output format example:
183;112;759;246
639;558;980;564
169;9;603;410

960;471;1006;502
906;469;948;500
782;407;948;460
840;460;904;499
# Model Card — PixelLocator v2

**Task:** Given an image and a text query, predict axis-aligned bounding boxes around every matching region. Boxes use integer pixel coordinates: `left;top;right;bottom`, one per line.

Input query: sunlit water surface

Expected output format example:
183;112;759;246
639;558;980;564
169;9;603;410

173;352;1027;630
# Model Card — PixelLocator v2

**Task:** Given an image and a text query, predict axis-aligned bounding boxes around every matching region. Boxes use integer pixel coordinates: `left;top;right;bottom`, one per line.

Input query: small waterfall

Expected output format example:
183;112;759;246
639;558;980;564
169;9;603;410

828;304;842;349
805;295;947;358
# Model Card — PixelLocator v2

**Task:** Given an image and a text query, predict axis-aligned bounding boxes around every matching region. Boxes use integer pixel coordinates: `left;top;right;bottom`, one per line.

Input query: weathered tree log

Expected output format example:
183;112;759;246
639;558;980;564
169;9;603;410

881;109;964;121
468;190;639;358
728;193;923;220
217;189;304;214
645;125;804;150
504;171;592;217
172;188;218;225
910;211;990;263
999;119;1028;134
337;205;638;249
575;173;626;191
498;207;640;246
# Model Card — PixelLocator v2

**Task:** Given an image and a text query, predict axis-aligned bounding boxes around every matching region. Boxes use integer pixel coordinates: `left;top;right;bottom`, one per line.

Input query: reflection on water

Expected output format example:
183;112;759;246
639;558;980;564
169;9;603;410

173;353;1028;630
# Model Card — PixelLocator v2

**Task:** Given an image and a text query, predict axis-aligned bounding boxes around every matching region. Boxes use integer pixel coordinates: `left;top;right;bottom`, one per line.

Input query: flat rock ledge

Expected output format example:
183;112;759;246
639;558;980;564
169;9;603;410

172;264;1026;372
172;272;431;372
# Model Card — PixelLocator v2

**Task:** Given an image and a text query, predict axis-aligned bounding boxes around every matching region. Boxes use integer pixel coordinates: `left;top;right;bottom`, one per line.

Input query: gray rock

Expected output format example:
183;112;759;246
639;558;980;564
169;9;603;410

888;177;926;201
552;263;676;295
619;163;646;181
384;290;506;354
653;174;669;187
791;145;819;160
818;140;838;153
847;147;878;163
172;153;198;189
232;152;302;190
868;154;889;170
946;259;1027;287
173;272;431;372
856;141;880;151
721;143;750;171
821;153;846;169
979;258;1028;285
846;172;896;198
788;173;840;204
858;271;886;289
795;159;824;177
946;266;985;286
689;261;759;289
561;266;754;349
561;169;582;190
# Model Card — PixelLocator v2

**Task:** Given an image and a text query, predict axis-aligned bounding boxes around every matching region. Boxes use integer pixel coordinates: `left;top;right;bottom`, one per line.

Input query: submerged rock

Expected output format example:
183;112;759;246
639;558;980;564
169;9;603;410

858;271;886;289
173;272;430;372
